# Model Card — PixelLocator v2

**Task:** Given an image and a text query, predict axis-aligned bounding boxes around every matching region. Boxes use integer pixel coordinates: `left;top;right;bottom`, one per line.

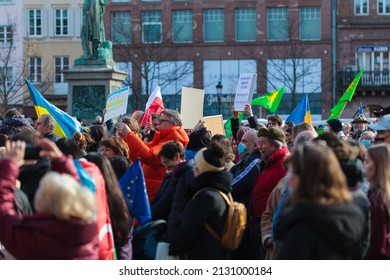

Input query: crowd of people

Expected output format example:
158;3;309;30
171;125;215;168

0;104;389;260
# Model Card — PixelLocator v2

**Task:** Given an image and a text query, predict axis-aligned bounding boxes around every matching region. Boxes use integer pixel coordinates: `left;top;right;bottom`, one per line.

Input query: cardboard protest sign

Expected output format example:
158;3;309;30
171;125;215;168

202;114;224;136
181;87;205;129
233;73;257;111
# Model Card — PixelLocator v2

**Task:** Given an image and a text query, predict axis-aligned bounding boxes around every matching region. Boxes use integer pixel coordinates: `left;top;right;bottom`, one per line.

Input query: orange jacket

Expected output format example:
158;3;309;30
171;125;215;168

124;126;189;202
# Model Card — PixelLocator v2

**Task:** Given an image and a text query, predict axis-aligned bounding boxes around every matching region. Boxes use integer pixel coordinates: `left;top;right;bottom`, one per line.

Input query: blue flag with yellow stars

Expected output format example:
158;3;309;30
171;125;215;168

119;158;152;225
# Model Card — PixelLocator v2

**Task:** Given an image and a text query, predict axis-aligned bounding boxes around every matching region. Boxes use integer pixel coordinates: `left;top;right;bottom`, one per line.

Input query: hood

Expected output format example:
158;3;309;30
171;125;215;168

192;170;232;195
283;203;365;254
173;159;195;179
19;158;51;179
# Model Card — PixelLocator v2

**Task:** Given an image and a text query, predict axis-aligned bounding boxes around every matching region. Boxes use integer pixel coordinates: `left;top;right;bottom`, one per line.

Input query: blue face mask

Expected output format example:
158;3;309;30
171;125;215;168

237;142;246;155
360;139;371;148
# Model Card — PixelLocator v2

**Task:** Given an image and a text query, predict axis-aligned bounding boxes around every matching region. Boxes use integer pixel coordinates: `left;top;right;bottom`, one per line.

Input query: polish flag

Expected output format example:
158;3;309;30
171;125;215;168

140;86;165;126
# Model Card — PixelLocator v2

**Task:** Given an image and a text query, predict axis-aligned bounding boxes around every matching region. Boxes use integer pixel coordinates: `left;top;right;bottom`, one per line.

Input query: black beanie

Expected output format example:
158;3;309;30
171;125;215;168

327;118;342;132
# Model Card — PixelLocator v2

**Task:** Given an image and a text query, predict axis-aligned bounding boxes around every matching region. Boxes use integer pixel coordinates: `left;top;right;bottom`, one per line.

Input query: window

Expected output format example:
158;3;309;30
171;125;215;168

203;59;257;96
173;10;192;43
54;57;69;83
142;60;193;95
29;57;42;83
235;8;256;42
378;0;390;14
28;9;43;37
55;8;68;36
111;11;131;44
356;46;390;74
204;9;224;42
267;58;322;114
115;62;133;92
300;7;321;40
0;25;12;47
267;8;288;41
0;67;12;88
355;0;369;15
142;11;162;44
203;59;256;116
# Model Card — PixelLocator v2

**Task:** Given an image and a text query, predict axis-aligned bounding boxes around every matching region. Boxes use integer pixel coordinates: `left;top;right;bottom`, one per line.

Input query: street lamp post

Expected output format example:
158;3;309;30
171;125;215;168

216;81;223;115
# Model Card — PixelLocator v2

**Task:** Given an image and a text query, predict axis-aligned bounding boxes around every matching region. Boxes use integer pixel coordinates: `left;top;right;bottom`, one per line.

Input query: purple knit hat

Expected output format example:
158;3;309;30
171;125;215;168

0;115;34;136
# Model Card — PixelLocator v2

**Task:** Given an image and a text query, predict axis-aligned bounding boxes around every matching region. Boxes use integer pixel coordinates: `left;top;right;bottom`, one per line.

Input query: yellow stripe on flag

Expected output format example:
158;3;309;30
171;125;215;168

34;105;67;137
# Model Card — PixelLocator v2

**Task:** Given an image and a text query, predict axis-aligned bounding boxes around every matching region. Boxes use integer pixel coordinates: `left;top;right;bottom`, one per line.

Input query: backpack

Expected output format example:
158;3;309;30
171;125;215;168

132;219;167;260
192;188;247;251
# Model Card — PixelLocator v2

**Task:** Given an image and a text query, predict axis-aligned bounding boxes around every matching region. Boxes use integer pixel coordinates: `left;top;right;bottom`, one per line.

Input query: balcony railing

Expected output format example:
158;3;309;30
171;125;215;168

338;70;390;87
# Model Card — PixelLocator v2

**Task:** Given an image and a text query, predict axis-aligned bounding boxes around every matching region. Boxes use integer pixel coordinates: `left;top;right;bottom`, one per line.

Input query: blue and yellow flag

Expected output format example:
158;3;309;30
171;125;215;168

26;79;82;137
359;102;364;115
118;158;152;225
251;86;285;113
286;94;312;125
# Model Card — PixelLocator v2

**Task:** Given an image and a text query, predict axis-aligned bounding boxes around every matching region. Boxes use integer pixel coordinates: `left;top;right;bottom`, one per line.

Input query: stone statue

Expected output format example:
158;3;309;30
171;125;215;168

81;0;107;59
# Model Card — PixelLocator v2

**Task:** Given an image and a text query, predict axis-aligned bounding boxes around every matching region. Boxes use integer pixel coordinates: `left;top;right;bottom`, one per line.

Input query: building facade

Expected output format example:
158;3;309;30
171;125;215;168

0;0;24;115
22;0;84;117
8;0;388;120
106;0;333;119
337;0;390;117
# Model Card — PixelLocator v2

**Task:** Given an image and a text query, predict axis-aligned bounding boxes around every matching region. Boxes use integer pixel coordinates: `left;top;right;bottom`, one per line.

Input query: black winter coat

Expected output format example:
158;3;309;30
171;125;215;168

278;202;365;260
150;173;175;221
230;150;261;208
19;159;51;212
169;170;232;259
166;160;195;242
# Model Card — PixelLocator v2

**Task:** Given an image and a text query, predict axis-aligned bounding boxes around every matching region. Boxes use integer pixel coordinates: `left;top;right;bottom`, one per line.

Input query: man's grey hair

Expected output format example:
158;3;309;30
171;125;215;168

243;129;258;144
161;109;183;127
269;138;284;149
41;114;55;131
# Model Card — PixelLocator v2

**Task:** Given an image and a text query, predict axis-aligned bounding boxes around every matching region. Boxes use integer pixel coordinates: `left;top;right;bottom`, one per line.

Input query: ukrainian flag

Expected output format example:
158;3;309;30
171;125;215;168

26;79;82;137
286;94;312;125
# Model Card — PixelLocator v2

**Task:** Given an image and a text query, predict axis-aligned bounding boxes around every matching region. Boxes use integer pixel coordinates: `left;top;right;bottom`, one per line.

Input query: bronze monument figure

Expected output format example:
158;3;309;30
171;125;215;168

81;0;108;59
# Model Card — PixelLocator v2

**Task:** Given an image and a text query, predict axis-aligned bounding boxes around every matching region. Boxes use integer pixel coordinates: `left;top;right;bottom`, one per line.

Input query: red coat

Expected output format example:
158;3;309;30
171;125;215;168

250;146;290;218
124;126;189;202
79;159;116;260
0;158;99;260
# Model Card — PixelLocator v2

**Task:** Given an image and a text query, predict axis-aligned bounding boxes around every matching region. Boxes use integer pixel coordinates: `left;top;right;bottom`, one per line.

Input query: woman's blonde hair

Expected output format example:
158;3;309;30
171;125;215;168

291;143;351;205
122;116;141;135
34;172;97;221
292;122;317;139
366;144;390;216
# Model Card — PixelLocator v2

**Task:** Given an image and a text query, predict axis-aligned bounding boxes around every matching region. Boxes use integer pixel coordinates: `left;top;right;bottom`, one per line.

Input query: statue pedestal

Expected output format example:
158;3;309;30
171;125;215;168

63;65;127;122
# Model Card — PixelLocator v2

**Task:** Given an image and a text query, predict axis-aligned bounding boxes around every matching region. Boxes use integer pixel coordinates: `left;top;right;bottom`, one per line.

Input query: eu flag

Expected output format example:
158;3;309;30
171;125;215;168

119;158;152;225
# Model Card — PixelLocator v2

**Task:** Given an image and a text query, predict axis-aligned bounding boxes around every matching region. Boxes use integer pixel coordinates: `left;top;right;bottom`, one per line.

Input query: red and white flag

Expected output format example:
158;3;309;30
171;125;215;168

140;86;165;126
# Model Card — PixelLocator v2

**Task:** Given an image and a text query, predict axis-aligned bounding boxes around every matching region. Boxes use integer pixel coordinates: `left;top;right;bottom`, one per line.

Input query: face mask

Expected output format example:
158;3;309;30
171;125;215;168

237;142;246;155
360;139;371;148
